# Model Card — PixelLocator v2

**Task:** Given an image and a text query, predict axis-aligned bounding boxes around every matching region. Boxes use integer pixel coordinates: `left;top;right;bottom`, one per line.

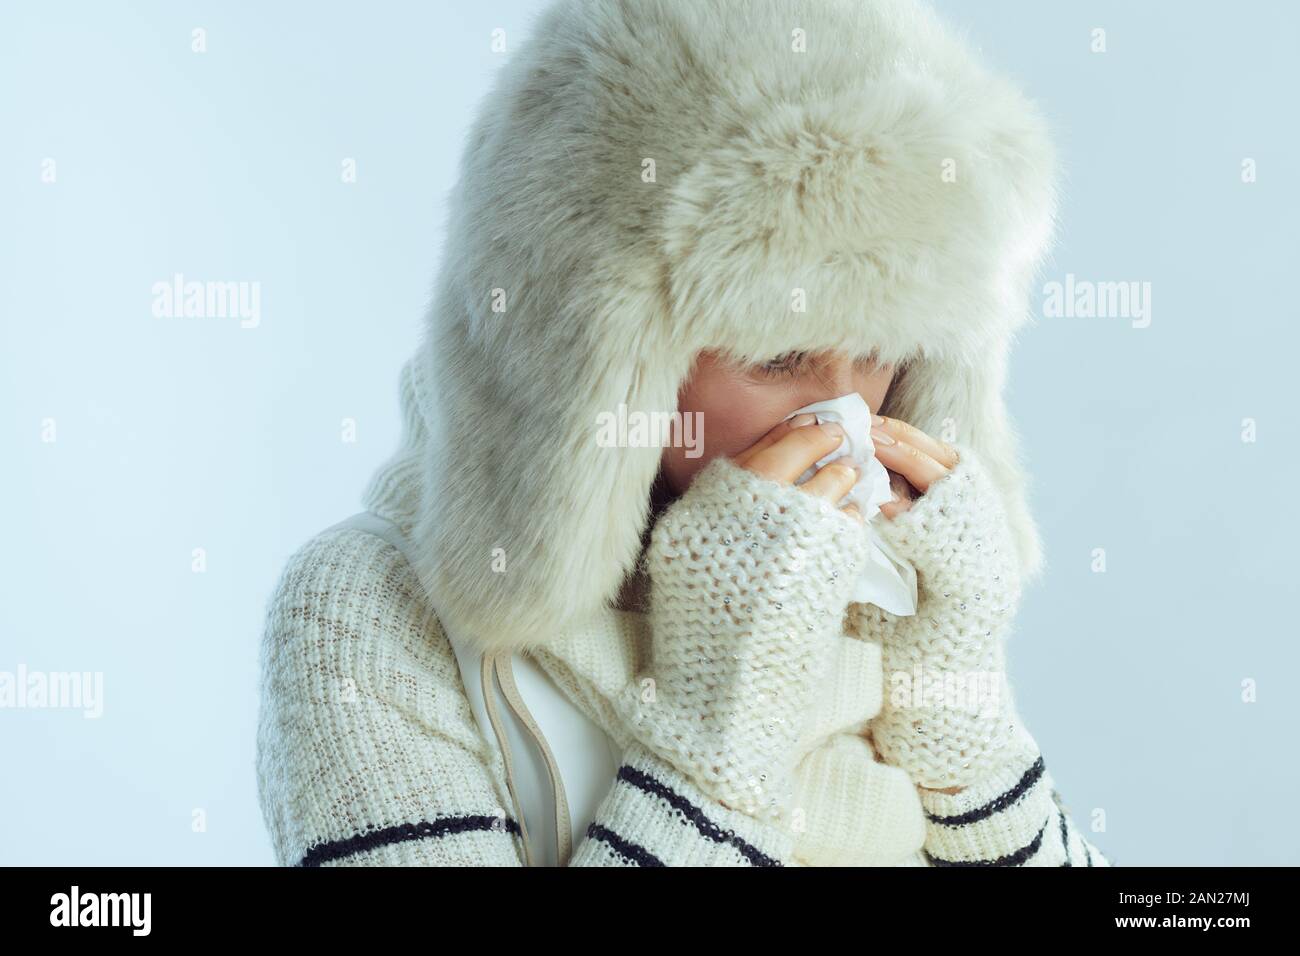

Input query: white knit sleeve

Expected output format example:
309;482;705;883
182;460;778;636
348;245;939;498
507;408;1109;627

909;739;1117;867
256;528;529;866
568;741;803;866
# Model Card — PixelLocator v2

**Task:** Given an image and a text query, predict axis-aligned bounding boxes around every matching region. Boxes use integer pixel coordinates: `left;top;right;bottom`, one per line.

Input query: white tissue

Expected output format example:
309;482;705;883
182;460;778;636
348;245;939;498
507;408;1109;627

782;393;918;616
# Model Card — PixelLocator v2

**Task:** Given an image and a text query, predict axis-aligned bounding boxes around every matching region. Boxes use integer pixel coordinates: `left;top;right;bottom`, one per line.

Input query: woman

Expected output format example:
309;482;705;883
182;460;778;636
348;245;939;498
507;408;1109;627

256;0;1114;867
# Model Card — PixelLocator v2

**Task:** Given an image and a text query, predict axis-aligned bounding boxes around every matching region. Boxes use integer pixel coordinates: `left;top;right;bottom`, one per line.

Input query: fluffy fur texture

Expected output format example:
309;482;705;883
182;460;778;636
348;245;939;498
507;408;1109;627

372;0;1061;652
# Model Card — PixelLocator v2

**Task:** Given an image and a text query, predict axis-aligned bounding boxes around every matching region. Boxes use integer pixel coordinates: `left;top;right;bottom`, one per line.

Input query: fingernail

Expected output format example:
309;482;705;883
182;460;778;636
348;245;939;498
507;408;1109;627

838;457;863;474
820;421;845;438
871;414;885;426
870;426;895;445
788;413;817;427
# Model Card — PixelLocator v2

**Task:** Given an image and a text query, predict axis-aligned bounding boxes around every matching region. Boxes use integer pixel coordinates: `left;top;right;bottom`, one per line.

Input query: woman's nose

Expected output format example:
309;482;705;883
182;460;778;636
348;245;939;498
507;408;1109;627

814;356;858;397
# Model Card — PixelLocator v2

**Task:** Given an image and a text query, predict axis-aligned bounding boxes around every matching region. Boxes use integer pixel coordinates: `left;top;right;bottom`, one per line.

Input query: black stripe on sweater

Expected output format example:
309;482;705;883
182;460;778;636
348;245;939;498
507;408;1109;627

1051;787;1112;867
924;820;1047;867
297;814;522;867
1058;806;1072;866
613;763;783;867
584;823;665;867
922;755;1046;828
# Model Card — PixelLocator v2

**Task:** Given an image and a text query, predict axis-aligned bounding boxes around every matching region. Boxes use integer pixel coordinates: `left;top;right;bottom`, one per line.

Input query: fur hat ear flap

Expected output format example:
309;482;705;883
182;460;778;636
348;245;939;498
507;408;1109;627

882;351;1045;586
406;308;691;655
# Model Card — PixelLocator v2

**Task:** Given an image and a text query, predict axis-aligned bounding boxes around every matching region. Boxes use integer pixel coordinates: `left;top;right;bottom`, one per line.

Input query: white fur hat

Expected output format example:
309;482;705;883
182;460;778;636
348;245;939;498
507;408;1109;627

370;0;1060;652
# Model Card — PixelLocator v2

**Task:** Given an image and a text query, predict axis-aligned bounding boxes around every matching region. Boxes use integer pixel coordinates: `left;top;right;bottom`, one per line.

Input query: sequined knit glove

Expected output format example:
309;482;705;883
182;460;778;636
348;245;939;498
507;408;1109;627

622;453;874;827
856;442;1039;791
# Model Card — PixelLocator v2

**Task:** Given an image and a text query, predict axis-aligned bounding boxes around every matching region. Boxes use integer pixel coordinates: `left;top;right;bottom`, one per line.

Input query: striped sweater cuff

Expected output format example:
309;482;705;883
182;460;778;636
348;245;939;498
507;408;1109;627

915;746;1114;867
569;741;797;867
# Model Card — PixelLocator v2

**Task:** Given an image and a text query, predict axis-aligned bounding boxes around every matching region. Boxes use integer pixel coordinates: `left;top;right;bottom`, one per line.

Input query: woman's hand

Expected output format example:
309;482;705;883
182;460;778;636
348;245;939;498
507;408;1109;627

732;413;868;523
867;413;962;520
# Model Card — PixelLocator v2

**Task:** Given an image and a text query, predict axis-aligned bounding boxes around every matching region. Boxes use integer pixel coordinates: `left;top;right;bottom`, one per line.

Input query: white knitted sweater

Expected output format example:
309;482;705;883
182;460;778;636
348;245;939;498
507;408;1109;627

256;386;1114;868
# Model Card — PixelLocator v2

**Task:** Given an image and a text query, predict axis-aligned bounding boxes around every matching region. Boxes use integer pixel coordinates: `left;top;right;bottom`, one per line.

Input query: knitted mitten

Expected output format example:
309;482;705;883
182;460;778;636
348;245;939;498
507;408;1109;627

624;454;874;826
857;441;1039;791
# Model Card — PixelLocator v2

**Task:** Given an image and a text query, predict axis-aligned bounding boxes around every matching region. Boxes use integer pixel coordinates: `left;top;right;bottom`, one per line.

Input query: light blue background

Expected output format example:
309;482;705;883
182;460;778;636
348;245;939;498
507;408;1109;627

2;1;1295;866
